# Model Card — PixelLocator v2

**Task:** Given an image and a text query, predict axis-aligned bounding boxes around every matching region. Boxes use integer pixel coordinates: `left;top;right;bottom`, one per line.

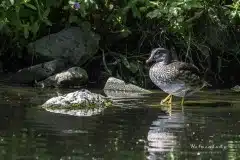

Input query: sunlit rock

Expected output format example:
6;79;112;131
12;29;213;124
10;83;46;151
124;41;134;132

104;77;151;98
231;85;240;92
42;89;112;116
36;67;88;88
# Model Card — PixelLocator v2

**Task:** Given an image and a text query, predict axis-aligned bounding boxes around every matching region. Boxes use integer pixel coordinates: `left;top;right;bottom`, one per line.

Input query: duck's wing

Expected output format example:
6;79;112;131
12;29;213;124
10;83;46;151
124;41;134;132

171;62;203;87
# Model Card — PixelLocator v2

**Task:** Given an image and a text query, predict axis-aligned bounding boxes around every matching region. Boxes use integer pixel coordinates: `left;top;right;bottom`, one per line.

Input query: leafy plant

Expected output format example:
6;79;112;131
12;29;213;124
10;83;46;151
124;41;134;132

0;0;240;87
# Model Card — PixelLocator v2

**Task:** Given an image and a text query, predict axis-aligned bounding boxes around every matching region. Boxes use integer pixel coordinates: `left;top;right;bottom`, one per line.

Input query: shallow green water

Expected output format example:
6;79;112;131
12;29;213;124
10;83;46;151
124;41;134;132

0;86;240;160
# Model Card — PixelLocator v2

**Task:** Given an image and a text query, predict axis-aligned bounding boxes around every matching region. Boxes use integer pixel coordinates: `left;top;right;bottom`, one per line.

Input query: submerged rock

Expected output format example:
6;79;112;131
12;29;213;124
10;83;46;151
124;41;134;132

36;67;88;88
42;89;112;116
27;26;100;65
104;77;151;93
8;59;67;84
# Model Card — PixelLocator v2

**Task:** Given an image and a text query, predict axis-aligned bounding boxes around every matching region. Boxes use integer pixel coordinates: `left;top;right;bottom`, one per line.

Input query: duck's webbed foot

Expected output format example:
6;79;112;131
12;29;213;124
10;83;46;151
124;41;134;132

161;94;173;105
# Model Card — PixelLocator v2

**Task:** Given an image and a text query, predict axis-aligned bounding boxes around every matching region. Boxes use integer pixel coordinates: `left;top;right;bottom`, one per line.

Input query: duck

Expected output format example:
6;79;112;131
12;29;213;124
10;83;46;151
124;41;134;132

146;47;210;105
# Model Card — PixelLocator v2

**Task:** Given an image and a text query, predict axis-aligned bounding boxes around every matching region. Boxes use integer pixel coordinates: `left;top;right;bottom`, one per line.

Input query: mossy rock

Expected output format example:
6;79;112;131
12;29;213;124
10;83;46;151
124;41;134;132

41;89;112;116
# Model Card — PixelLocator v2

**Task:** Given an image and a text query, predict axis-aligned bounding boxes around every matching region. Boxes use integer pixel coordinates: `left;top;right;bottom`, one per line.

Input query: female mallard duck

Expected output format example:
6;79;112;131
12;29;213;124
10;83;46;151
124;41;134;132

146;47;209;105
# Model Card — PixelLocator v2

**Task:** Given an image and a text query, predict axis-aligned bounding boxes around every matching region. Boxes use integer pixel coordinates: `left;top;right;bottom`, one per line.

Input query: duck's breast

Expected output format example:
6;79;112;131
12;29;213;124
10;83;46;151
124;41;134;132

149;63;195;97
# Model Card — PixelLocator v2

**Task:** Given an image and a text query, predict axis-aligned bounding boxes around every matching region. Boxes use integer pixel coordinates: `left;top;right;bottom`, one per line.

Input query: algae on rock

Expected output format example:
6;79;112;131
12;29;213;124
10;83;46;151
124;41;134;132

42;89;112;116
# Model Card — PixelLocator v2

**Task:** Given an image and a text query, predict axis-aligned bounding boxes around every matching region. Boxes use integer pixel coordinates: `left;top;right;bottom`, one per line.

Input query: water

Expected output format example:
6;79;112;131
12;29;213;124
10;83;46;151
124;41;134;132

0;86;240;160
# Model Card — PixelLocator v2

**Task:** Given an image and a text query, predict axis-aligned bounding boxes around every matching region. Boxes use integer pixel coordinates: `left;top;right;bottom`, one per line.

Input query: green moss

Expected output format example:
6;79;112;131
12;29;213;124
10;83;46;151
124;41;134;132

44;99;113;111
103;99;113;107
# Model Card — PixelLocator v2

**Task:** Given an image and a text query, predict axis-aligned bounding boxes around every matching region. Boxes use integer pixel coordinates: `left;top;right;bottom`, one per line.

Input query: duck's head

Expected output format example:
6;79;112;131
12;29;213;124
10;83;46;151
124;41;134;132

146;47;171;65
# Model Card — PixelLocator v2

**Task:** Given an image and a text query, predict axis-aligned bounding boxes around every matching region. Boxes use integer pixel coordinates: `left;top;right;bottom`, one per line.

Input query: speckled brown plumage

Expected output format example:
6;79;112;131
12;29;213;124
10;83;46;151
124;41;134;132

146;47;208;99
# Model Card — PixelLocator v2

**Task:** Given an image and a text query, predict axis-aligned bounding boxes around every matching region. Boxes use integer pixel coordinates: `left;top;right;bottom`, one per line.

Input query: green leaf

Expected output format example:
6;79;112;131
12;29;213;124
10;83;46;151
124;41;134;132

23;3;37;10
121;56;131;69
31;21;39;36
43;8;50;18
23;26;29;39
15;5;20;13
129;61;139;73
131;5;141;18
9;0;15;5
139;7;147;12
43;19;52;26
146;9;162;18
6;9;19;26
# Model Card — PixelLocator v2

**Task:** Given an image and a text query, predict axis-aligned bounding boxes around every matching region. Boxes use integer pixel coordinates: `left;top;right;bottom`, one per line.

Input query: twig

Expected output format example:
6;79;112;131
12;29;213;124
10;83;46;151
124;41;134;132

185;31;191;62
100;48;112;75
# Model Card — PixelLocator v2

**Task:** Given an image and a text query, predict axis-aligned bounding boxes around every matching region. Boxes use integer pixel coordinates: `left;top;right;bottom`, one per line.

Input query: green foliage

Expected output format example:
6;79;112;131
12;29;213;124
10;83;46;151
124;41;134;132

0;0;96;39
0;0;240;86
92;0;240;86
0;0;51;39
101;50;147;86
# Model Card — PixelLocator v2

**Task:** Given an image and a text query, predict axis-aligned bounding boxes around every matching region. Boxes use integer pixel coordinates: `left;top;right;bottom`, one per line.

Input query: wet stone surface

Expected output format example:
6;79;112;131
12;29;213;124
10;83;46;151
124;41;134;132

42;89;112;116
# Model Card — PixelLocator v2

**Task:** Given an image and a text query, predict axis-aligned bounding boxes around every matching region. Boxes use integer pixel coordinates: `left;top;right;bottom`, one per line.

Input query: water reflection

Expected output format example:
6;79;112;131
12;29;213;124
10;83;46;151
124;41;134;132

145;111;184;160
0;87;239;159
147;112;184;150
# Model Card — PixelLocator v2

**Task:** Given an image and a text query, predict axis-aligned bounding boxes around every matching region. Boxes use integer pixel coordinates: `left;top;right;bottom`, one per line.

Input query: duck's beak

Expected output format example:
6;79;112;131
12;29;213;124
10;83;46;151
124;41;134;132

146;58;151;64
146;54;153;64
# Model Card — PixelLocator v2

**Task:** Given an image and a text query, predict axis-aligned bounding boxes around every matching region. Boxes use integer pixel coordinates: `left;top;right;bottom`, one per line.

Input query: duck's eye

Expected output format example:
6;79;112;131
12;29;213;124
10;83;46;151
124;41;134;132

153;54;160;59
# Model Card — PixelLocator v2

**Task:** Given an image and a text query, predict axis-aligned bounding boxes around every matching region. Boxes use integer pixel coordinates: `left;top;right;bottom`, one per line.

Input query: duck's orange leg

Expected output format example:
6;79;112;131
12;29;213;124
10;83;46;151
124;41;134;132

181;97;185;106
161;94;172;105
168;95;173;104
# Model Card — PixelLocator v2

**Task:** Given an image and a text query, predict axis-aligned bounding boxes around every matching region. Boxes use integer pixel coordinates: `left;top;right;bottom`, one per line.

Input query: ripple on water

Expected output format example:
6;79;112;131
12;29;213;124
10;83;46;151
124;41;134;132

0;88;240;159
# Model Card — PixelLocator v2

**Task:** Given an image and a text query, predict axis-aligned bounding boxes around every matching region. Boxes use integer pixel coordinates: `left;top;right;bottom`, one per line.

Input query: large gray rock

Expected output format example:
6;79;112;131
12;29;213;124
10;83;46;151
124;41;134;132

28;25;100;65
8;59;67;84
42;89;112;116
36;67;88;88
104;77;151;93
